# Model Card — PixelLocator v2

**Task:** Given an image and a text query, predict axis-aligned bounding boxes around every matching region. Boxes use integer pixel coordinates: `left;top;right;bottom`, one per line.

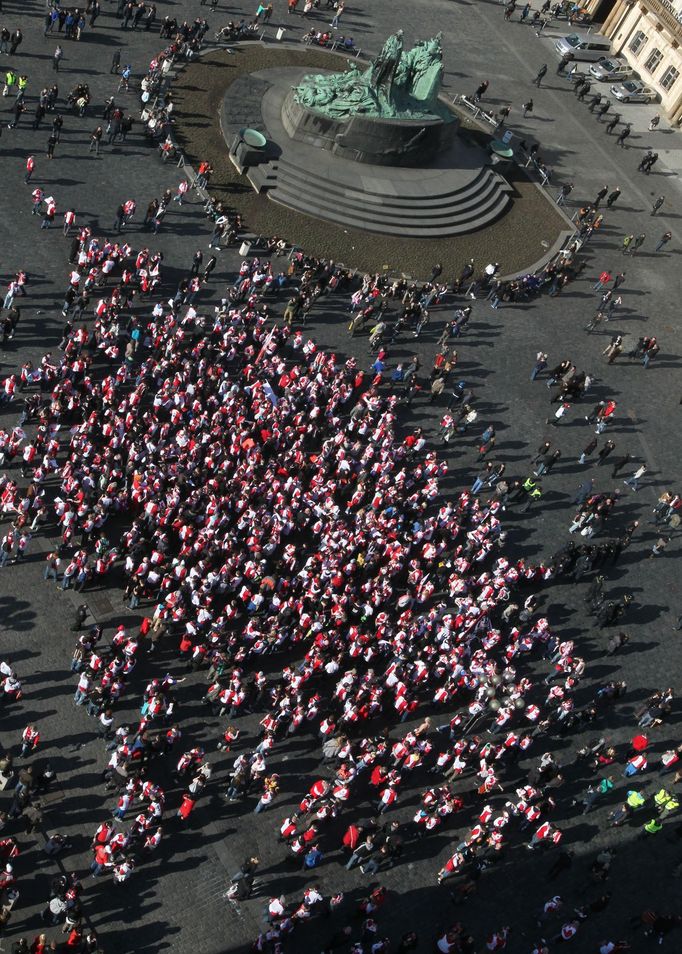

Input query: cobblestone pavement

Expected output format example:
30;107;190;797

0;2;681;953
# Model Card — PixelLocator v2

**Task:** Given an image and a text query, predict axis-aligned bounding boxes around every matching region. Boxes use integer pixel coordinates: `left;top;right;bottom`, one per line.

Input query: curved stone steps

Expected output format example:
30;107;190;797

276;159;507;213
266;160;512;237
269;187;511;237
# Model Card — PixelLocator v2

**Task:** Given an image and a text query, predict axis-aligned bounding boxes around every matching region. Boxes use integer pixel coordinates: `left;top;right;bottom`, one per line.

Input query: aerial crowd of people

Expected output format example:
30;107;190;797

0;3;679;954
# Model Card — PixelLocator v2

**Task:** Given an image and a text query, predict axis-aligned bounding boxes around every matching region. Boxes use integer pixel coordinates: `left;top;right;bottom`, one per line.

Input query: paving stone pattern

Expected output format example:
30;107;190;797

0;2;681;954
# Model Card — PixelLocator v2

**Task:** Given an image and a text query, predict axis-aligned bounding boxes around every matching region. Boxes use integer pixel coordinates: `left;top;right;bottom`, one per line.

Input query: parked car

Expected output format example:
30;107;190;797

589;58;632;82
610;79;657;103
555;33;612;62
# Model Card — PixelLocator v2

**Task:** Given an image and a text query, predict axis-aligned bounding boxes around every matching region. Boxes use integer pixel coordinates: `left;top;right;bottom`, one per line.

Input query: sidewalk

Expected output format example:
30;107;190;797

535;20;682;189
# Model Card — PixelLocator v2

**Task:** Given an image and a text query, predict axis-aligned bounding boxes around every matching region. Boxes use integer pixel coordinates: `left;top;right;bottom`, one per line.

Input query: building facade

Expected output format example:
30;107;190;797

593;0;682;121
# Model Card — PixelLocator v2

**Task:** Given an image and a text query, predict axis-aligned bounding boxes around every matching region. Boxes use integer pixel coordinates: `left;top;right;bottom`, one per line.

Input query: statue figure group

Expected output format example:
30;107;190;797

293;31;447;121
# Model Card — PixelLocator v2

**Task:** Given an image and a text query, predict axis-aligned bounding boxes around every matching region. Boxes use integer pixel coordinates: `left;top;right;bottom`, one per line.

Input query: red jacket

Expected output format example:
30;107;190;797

342;824;361;850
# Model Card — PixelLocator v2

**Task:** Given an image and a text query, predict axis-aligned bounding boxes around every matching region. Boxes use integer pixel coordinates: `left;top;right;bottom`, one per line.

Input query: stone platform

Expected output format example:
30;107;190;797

221;67;514;239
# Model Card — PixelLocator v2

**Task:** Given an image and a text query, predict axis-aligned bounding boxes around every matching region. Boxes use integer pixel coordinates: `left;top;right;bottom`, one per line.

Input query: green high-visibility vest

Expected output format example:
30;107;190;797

627;791;645;809
644;818;662;834
523;478;536;492
655;789;670;807
5;71;16;86
17;76;27;90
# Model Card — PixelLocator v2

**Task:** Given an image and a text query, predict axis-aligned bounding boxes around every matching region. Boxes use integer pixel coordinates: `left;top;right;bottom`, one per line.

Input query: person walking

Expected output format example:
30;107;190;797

655;231;672;252
189;249;203;277
574;477;595;506
579;437;597;465
40;198;56;229
556;53;574;75
588;92;603;114
63;208;76;235
574;79;592;101
534;63;548;87
494;104;512;132
117;64;132;93
596;98;611;122
638;150;654;172
113;203;125;231
46;132;57;159
615;123;631;147
172;180;189;205
522;98;534;117
9;29;23;56
32;101;46;131
24;155;34;184
8;98;25;129
631;233;646;255
19;724;40;759
52;113;63;144
605;113;620;135
593;270;612;291
585;310;605;333
651;195;665;216
642;337;659;368
593;185;608;208
596;439;615;466
330;0;345;28
530;351;548;380
556;182;573;206
53;45;63;71
649;537;670;559
624;464;647;491
473;79;489;103
644;152;659;174
603;334;623;364
89;126;103;156
606;188;621;207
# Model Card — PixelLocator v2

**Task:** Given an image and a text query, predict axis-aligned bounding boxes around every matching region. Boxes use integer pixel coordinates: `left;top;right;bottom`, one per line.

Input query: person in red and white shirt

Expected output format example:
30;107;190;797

486;926;510;950
144;827;163;852
63;208;76;235
172;180;189;205
557;921;579;942
377;784;398;814
20;724;40;757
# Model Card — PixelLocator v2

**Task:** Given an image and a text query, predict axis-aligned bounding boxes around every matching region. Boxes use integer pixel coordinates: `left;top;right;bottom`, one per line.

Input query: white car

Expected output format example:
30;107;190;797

610;79;657;103
589;58;632;82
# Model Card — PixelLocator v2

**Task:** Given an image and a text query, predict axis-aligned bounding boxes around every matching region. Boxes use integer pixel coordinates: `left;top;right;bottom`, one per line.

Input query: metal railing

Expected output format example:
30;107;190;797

453;94;498;127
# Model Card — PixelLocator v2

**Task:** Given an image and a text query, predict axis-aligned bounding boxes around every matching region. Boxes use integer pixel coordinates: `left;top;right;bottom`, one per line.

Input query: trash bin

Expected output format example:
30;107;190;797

239;241;252;257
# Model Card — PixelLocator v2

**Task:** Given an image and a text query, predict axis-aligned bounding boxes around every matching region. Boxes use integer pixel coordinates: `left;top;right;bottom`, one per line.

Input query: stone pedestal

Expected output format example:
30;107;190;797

229;128;279;173
281;88;457;168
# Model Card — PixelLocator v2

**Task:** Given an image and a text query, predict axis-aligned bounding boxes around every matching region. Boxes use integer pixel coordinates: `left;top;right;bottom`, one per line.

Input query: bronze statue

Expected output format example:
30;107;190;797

293;32;448;121
370;30;403;99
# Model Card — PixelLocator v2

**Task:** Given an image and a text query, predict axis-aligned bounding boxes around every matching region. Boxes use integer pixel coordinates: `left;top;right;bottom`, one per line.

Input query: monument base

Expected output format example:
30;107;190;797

220;66;514;239
281;89;457;168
